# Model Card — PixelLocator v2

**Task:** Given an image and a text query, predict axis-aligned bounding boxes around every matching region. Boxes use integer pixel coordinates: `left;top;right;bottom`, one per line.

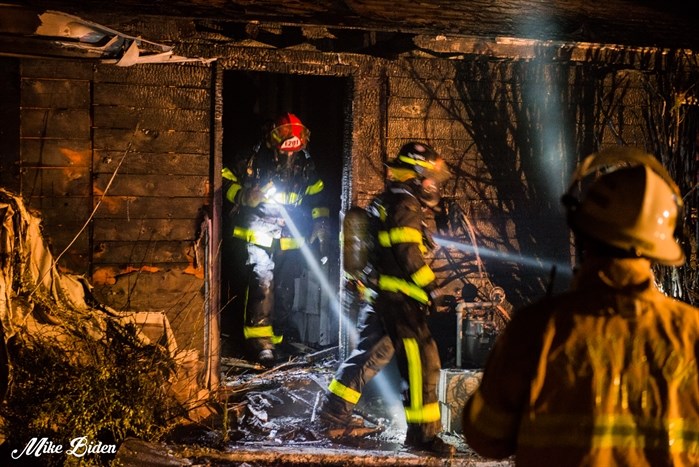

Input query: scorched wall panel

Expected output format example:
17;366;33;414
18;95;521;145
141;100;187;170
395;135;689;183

19;59;92;274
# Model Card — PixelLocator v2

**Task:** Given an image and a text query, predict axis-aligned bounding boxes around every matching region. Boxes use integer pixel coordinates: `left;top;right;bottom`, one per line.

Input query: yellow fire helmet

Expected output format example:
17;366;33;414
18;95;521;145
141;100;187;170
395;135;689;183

562;146;685;266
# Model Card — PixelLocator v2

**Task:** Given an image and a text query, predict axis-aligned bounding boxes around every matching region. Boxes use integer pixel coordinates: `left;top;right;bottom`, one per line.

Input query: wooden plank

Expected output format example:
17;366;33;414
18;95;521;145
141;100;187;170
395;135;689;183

94;62;212;87
93;150;209;176
43;228;89;253
24;196;91;225
93;83;210;110
387;117;471;141
93;106;211;132
21;59;93;80
21;139;92;167
93;128;210;154
21;167;90;197
92;240;194;265
93;218;199;242
92;196;207;220
20;78;90;108
20;108;91;139
389;77;459;100
93;173;208;197
388;96;464;120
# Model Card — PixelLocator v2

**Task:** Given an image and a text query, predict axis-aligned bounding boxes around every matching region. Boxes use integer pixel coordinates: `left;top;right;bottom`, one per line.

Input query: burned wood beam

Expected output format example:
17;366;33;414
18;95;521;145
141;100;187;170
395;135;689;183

413;34;699;69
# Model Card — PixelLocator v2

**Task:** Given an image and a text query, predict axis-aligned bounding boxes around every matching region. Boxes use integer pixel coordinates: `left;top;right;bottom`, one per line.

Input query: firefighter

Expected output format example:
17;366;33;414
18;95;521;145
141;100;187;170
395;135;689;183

462;146;699;466
222;113;329;365
318;142;455;454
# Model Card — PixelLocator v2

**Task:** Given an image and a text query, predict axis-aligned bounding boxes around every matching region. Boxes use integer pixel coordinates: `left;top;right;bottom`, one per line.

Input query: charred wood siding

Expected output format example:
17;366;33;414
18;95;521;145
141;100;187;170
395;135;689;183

20;59;92;273
91;63;211;271
89;63;212;353
18;59;213;354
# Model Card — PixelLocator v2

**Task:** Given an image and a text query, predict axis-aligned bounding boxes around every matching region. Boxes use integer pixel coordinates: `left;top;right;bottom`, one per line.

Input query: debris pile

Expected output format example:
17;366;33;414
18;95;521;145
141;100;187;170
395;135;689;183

0;188;211;464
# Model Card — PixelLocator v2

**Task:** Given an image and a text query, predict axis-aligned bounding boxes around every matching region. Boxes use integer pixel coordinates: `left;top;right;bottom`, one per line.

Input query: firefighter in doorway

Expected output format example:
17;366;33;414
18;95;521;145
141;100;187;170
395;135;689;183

318;142;456;454
462;147;699;466
222;113;329;365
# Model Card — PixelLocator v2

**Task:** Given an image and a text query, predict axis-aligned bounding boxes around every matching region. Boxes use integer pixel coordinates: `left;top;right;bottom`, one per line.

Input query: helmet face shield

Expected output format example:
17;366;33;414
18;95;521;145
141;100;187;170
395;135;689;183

268;113;310;153
418;177;442;207
269;123;310;153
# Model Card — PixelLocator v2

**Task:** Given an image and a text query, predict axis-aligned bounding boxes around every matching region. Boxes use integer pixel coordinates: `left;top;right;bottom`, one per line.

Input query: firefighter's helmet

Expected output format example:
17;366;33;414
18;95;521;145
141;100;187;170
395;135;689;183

267;113;310;153
387;142;452;208
389;142;451;183
562;146;685;266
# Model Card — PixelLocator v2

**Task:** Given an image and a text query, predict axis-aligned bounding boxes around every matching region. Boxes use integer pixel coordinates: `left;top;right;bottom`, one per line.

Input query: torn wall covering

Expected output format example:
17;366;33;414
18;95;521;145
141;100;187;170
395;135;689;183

0;188;211;418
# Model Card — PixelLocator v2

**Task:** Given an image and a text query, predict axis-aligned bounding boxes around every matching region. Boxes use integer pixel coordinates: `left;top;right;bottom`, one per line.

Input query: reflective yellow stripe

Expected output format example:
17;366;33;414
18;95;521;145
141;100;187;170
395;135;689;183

411;264;436;288
389;166;418;182
328;379;362;405
226;184;242;203
222;167;237;181
243;326;283;344
232;227;303;250
405;402;441;424
269;191;300;206
403;338;440;423
405;338;423;411
399;155;436;170
286;192;300;205
232;226;274;247
280;237;304;250
378;231;391;247
465;390;519;440
305;179;324;195
378;275;429;304
377;227;426;253
389;226;423;245
518;413;699;453
312;207;329;219
244;325;274;339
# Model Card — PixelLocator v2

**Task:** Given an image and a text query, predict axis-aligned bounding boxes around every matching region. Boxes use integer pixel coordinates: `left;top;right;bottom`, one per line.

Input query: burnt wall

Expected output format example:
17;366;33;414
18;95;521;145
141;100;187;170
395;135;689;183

17;58;211;355
382;52;698;309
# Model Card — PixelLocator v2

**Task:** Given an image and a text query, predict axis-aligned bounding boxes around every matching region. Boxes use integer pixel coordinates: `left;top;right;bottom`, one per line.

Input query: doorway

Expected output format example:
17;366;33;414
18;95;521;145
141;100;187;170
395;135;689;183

220;70;348;357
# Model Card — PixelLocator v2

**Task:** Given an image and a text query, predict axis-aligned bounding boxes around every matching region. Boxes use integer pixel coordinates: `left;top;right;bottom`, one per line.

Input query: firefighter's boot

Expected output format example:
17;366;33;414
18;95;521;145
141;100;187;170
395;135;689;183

405;424;456;456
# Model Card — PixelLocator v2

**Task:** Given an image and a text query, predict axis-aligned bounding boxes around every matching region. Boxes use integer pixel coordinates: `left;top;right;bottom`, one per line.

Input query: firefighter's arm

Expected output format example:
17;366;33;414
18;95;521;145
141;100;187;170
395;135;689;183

302;154;330;242
389;196;439;291
303;156;329;222
222;167;266;208
222;167;242;203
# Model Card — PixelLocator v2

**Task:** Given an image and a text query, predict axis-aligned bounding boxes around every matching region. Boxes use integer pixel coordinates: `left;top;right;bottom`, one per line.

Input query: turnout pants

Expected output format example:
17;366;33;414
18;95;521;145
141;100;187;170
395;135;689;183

243;242;301;353
325;291;442;441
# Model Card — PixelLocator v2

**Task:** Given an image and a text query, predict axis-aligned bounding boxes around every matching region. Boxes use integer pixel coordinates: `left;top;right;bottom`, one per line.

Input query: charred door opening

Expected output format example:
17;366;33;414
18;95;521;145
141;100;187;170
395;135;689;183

220;70;347;358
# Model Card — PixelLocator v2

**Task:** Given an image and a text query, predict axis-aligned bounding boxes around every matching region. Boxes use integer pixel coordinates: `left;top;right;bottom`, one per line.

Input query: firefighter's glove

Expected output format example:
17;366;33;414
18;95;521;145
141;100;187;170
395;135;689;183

428;287;456;313
240;187;265;208
310;218;329;245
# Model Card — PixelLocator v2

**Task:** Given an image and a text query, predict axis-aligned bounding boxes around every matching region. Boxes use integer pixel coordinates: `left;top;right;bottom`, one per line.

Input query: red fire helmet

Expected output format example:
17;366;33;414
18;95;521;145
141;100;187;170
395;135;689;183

268;113;310;152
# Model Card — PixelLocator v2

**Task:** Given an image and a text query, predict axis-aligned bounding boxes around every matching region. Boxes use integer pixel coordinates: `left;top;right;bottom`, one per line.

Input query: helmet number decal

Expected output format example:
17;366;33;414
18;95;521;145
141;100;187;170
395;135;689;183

280;136;303;151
